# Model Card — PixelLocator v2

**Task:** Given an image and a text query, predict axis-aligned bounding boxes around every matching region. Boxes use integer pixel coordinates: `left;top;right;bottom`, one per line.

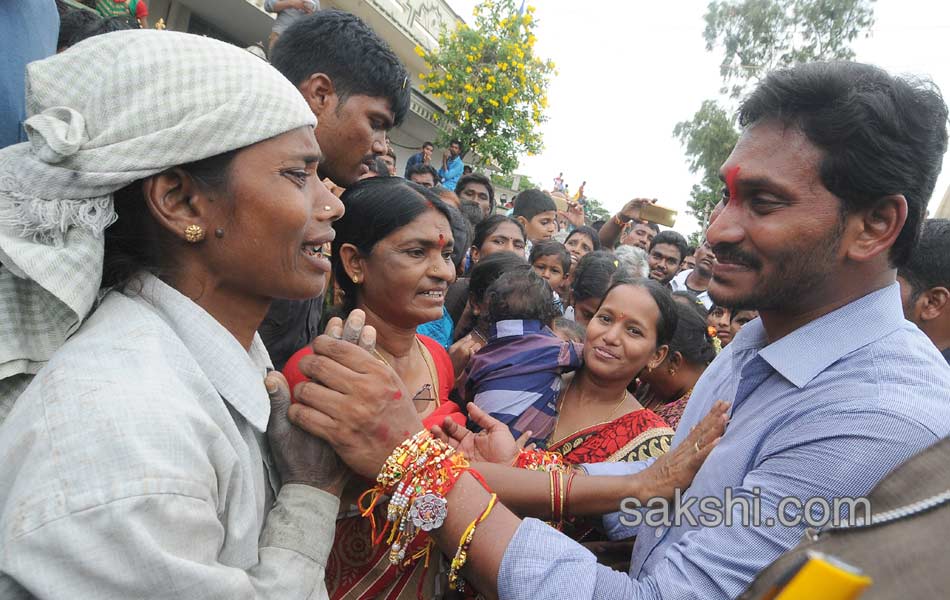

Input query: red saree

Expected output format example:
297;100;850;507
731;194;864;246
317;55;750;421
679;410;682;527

546;408;674;565
547;408;674;465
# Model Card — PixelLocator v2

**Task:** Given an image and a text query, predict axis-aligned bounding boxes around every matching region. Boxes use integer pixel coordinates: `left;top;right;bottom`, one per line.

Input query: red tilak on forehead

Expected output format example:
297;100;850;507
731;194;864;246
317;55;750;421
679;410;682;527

725;165;741;203
438;233;446;248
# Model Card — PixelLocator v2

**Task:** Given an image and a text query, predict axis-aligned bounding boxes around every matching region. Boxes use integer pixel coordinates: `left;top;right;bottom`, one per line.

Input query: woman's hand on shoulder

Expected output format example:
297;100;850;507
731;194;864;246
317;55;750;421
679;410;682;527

634;400;729;501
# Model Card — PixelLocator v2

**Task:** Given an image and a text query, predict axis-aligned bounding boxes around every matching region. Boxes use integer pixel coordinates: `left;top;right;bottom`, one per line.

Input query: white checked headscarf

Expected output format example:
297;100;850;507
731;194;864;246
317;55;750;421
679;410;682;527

0;30;315;402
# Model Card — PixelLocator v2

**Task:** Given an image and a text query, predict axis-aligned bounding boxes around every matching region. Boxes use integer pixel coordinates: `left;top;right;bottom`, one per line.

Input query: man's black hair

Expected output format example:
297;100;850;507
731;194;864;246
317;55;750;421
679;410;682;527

899;218;950;299
450;139;464;151
642;222;660;235
512;189;556;221
422;141;434;149
271;10;411;126
739;61;949;267
407;163;439;184
455;173;495;211
529;240;571;275
649;230;689;263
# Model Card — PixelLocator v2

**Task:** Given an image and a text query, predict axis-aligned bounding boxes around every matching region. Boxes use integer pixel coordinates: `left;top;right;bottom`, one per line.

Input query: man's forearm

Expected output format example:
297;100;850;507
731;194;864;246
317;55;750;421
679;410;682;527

599;215;625;248
473;463;645;519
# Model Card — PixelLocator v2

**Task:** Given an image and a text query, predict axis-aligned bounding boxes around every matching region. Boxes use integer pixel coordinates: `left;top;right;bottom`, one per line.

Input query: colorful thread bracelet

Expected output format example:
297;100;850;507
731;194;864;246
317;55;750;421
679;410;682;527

514;448;567;472
448;493;498;591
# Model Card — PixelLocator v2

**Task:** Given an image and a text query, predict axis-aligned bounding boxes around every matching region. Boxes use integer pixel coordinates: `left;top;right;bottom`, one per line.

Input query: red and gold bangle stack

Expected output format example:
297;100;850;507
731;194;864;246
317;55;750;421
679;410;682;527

514;448;567;472
359;430;470;566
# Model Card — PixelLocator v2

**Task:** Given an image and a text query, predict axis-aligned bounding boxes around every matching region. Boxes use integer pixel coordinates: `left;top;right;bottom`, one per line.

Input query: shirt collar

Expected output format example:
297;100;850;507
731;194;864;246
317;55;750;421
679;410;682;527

490;319;546;340
134;273;272;431
730;283;905;389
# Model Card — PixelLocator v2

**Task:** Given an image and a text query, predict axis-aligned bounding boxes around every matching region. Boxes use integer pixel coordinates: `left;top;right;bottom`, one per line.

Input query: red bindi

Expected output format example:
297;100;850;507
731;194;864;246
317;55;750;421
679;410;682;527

725;165;741;204
438;233;446;248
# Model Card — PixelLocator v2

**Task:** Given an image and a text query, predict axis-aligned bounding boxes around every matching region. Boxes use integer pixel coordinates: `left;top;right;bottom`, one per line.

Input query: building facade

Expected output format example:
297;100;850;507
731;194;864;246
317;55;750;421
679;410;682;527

146;0;460;172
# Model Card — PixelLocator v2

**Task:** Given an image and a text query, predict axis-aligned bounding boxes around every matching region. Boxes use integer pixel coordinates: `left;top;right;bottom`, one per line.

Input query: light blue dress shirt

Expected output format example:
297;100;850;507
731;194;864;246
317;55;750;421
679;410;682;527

497;283;950;600
438;155;464;192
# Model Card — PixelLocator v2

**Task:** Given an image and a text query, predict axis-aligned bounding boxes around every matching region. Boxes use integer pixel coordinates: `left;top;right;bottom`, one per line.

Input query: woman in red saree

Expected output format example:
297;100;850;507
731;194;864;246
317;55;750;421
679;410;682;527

430;276;683;571
284;178;465;599
545;275;680;466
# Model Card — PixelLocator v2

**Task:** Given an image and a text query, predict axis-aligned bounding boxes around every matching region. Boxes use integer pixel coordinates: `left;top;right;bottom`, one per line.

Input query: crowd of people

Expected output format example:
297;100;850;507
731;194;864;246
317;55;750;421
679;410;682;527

1;3;949;600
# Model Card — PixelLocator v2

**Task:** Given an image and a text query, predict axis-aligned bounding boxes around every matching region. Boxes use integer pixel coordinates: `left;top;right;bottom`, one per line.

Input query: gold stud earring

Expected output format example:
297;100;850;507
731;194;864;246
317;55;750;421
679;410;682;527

352;276;360;284
668;365;677;376
184;224;205;243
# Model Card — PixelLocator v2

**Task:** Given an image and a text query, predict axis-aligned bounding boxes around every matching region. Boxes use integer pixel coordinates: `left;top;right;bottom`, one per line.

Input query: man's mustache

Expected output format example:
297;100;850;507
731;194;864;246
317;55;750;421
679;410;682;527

711;243;761;269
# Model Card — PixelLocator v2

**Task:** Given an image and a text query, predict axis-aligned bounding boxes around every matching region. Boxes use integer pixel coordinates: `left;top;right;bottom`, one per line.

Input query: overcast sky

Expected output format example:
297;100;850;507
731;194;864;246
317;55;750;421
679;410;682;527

446;0;948;237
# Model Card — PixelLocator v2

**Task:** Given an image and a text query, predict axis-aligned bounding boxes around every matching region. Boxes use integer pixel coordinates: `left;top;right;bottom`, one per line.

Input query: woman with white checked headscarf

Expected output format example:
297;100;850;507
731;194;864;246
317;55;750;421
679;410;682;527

0;30;346;598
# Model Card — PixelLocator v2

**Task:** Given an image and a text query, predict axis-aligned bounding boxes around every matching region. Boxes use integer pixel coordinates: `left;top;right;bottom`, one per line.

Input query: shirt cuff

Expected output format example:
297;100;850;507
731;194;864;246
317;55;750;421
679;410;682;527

581;459;651;477
260;483;340;565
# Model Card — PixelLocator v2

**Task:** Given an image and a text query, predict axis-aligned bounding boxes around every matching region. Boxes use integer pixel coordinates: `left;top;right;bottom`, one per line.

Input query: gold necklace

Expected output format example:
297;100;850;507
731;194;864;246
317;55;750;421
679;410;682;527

550;376;628;444
372;337;440;405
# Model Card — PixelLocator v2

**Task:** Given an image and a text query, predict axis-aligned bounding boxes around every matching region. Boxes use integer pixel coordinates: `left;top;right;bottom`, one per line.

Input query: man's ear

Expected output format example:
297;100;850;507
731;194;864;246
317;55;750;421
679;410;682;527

297;73;336;118
844;194;907;263
142;169;214;243
920;287;950;322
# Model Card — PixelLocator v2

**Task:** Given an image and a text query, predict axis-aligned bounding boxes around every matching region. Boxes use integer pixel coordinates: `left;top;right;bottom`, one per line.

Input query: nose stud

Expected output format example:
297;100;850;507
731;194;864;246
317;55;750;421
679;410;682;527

324;205;332;212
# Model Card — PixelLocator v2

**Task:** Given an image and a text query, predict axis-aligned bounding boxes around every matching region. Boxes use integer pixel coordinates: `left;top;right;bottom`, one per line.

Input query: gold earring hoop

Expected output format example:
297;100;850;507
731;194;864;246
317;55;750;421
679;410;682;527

184;224;205;243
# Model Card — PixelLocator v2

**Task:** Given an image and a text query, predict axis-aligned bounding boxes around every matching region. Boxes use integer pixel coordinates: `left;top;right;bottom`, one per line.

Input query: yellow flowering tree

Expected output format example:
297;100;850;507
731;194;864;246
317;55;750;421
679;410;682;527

417;1;554;173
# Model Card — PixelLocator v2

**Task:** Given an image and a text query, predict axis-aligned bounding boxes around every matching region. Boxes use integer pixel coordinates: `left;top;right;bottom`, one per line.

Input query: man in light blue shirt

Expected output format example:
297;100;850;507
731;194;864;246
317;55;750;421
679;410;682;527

493;62;950;598
283;61;950;600
438;139;464;191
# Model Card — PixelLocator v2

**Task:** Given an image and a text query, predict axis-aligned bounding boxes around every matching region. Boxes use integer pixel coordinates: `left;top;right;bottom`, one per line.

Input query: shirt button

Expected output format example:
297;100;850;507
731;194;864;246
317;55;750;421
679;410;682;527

654;526;665;538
